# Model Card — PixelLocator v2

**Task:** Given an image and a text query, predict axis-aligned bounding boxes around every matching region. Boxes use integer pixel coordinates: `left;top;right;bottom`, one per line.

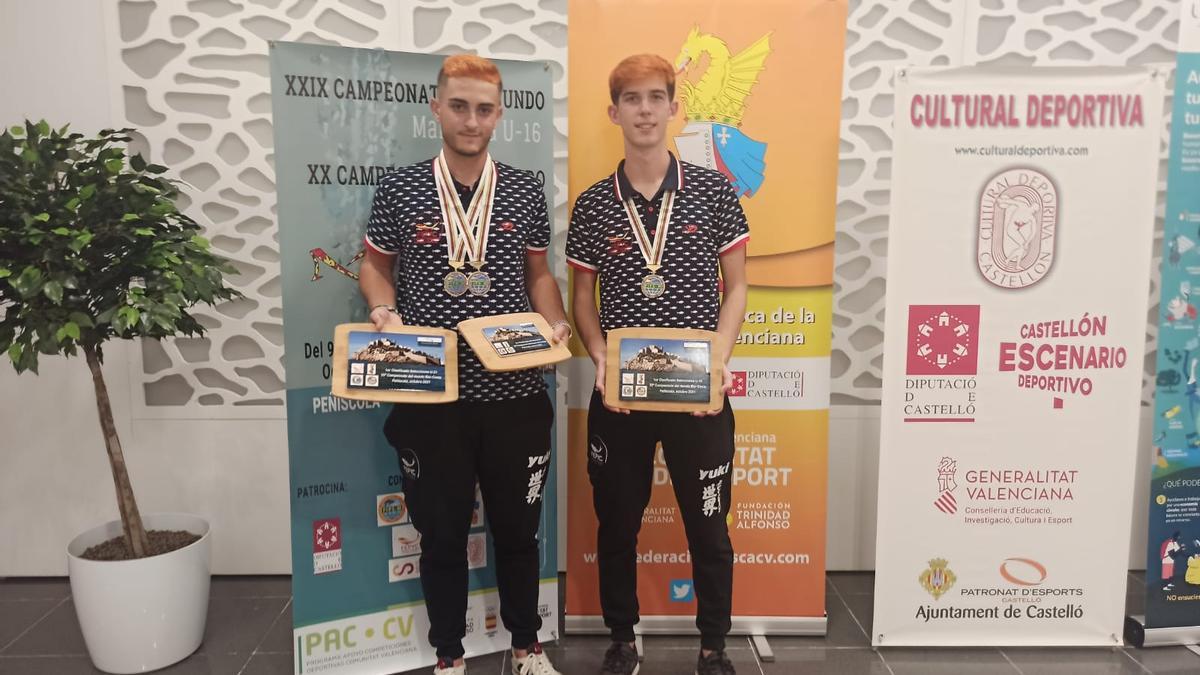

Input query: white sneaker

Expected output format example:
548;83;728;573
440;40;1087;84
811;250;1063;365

512;643;561;675
434;657;466;674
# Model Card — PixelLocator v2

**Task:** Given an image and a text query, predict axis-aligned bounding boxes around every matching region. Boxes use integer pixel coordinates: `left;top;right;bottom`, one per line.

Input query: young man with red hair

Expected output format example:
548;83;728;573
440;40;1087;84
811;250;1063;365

567;54;749;675
360;53;567;675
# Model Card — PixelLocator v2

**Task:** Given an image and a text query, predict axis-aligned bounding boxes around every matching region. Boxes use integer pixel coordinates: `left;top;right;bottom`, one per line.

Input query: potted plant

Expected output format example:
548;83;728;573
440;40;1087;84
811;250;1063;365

0;121;240;673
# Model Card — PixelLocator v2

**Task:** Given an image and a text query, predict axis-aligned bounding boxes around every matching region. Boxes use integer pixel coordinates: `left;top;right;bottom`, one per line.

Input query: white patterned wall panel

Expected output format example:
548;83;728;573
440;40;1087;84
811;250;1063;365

833;0;969;403
107;0;403;416
107;0;1181;413
105;0;567;417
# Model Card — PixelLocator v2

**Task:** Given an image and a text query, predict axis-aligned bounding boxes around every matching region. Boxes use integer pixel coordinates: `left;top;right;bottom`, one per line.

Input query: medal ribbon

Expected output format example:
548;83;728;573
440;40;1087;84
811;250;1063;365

621;190;674;273
433;150;496;270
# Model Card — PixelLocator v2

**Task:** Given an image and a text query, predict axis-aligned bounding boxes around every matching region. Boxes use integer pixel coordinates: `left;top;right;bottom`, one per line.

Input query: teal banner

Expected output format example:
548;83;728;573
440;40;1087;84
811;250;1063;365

270;42;558;673
1145;9;1200;630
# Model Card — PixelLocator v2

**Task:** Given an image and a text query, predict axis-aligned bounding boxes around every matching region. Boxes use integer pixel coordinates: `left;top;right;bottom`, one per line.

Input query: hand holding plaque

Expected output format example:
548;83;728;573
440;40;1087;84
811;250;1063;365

331;323;458;403
458;312;571;372
603;327;724;412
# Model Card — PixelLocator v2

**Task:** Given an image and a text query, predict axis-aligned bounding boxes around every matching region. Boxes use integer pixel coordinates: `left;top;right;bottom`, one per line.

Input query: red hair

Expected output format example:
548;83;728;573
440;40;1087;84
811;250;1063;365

437;54;503;91
608;54;675;104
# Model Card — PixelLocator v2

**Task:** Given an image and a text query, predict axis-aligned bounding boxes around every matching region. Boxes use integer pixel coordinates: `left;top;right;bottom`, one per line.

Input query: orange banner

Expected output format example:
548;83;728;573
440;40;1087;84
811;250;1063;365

565;0;846;629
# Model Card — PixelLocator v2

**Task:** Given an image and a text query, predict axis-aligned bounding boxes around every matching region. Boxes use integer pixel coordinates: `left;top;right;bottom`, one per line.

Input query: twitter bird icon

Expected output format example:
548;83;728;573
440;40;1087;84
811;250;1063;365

670;579;695;602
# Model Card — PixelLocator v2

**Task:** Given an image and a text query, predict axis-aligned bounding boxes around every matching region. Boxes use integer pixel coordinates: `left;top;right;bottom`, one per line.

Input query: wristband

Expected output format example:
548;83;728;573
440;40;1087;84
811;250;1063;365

371;304;399;315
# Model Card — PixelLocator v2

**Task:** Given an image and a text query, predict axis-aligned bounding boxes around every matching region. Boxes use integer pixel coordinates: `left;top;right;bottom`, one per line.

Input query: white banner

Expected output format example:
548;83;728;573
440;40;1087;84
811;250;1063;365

872;66;1163;646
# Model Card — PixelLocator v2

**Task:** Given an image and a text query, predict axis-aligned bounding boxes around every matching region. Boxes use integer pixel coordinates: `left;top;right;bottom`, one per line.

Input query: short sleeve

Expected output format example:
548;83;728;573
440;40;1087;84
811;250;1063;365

566;196;601;272
525;175;551;254
714;178;750;255
364;176;403;255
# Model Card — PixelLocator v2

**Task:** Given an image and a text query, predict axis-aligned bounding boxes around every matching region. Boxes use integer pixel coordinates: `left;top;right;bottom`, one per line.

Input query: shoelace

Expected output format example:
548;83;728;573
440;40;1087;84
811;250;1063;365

518;651;558;675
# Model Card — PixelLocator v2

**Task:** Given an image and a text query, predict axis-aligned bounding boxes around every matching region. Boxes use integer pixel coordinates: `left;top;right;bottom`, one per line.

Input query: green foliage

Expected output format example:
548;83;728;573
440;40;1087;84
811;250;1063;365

0;121;241;373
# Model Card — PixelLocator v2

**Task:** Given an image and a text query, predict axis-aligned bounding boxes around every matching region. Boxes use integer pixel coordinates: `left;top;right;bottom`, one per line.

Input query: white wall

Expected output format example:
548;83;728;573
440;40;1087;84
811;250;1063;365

0;0;291;575
0;0;1163;576
0;0;136;574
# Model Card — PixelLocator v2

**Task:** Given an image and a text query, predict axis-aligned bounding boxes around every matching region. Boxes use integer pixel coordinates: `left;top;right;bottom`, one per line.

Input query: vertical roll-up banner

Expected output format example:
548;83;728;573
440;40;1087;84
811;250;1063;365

873;66;1163;646
270;43;559;674
1143;0;1200;634
564;0;846;635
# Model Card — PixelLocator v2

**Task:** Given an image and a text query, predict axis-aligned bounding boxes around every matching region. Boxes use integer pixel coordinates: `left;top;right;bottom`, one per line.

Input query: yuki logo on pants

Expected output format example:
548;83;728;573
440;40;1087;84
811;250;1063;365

698;462;730;517
698;461;730;481
526;450;551;504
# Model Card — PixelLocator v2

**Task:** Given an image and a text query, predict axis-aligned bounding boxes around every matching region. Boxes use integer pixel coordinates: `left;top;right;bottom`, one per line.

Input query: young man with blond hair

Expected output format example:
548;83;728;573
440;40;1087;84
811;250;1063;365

567;54;749;675
360;53;567;675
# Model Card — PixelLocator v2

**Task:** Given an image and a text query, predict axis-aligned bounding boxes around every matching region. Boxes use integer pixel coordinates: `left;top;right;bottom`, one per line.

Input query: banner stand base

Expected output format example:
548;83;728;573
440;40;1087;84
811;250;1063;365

565;615;827;638
751;634;775;662
1124;615;1200;649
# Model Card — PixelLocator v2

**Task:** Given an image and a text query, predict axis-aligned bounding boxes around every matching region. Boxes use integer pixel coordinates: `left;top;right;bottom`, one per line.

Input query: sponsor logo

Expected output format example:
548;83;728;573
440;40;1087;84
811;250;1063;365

953;559;1081;608
919;558;956;600
308;246;363;283
526;466;547;505
377;493;409;526
907;306;980;376
389;556;420;583
414;223;440;244
589;436;609;466
699;462;731;481
918;560;1085;623
313;519;341;552
607;235;633;256
670;579;695;602
700;479;723;518
728;371;748;396
312;518;343;575
934;457;959;515
977;167;1057;289
643;506;677;524
902;306;980;423
392;524;421;558
467;532;488;570
999;314;1129;408
673;28;771;198
999;558;1048;587
399;448;420;480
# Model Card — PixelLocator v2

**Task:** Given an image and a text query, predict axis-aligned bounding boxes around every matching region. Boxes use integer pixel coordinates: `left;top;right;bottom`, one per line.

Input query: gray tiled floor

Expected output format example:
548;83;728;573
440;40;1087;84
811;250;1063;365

0;572;1195;674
